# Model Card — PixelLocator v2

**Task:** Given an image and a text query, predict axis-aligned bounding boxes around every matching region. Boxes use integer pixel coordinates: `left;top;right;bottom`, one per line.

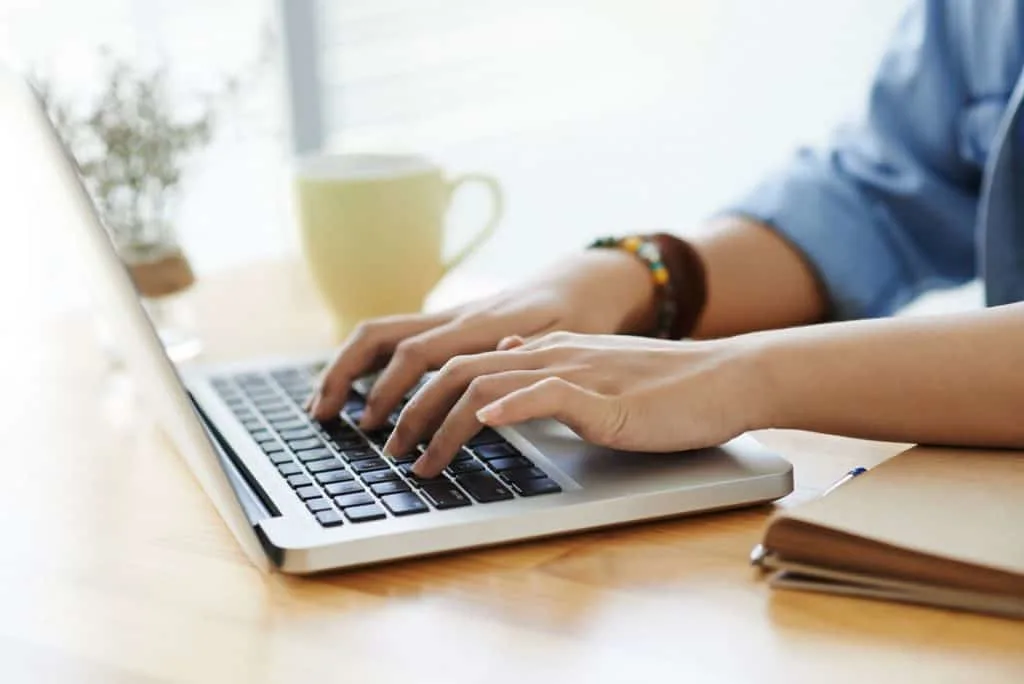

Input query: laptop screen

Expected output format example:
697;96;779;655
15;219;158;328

0;68;271;570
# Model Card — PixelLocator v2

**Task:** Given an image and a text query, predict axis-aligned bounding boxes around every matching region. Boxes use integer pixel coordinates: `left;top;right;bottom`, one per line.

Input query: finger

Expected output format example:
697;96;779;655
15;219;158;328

412;370;553;477
362;316;531;429
383;349;545;456
311;313;449;420
475;377;620;445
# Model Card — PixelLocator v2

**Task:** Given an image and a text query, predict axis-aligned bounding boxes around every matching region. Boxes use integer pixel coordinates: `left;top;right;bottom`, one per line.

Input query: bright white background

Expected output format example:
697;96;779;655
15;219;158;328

3;0;960;323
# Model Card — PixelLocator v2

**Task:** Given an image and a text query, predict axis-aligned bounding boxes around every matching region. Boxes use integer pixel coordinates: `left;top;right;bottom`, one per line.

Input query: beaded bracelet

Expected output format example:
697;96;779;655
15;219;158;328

588;235;678;339
589;233;708;339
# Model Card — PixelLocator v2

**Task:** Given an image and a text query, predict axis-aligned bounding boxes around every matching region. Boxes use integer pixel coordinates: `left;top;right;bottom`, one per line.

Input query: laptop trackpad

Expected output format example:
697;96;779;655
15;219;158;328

512;419;765;494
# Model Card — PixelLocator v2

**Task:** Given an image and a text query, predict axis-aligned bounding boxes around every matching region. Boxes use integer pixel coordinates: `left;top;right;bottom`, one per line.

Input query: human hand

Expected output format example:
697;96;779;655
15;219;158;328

308;250;658;426
384;332;771;477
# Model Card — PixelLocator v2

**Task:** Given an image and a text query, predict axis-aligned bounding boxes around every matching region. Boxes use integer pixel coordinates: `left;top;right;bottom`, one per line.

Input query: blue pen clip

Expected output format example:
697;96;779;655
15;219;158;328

821;466;868;497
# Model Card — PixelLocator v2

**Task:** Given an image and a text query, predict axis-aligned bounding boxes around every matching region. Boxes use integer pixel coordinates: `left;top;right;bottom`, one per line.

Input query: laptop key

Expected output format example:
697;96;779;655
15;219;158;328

344;503;386;523
420;482;472;510
277;378;309;392
270;418;308;432
397;463;448;487
279;428;317;441
473;443;519;461
508;477;562;497
316;510;345;527
316;470;355;485
295;448;333;463
241;420;263;432
269;373;300;386
466;429;504;448
351;458;389;474
341;448;377;463
286;474;313;488
370;481;411;496
306;458;345;474
363;428;392;444
255;401;291;414
268;452;293;465
261;441;285;454
456;473;514;503
294;485;322;501
487;456;534;472
361;469;400;485
447;460;484;476
321;418;357;439
500;466;547;483
467;428;504;448
380;492;428;516
324;480;364;497
243;390;274;402
250;430;274;444
450;449;474;463
334;492;375;509
306;498;333;513
288;438;323;451
277;462;303;477
334;437;367;451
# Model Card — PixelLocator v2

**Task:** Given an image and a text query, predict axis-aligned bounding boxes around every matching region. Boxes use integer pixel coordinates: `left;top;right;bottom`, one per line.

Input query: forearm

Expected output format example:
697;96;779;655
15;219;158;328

753;303;1024;448
690;216;827;338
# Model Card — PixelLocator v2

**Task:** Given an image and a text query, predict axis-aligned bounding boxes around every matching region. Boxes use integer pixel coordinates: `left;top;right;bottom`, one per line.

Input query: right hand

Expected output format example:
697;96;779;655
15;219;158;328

308;249;657;429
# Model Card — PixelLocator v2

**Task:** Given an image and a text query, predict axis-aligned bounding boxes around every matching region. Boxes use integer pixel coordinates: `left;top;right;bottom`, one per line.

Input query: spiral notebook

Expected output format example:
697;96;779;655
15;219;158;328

756;446;1024;619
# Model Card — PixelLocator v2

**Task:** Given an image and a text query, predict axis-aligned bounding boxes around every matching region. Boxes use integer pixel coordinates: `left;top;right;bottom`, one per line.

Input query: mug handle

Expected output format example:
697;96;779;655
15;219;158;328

442;173;504;275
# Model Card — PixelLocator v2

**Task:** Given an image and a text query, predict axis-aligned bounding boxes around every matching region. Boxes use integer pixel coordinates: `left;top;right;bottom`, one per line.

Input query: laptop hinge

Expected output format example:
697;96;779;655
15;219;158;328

189;395;279;525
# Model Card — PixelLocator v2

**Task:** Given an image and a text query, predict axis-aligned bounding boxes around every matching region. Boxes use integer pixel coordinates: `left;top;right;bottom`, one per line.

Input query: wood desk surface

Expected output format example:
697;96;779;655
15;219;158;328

2;260;1021;683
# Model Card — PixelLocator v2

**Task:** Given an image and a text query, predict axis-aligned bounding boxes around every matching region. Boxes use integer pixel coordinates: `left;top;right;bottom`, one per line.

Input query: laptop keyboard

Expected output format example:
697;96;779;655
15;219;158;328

209;364;562;527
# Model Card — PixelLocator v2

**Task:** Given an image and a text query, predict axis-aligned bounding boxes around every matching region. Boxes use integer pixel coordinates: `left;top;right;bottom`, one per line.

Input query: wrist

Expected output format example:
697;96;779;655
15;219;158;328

563;249;658;335
731;331;795;432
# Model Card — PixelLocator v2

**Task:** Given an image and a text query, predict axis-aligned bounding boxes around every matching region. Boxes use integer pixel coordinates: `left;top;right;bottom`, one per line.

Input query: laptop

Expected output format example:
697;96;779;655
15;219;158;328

5;71;793;573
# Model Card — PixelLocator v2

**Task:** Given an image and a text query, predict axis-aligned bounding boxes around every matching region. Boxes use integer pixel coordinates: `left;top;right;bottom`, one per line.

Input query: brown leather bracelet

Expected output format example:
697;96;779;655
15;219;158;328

649;233;708;339
589;233;708;339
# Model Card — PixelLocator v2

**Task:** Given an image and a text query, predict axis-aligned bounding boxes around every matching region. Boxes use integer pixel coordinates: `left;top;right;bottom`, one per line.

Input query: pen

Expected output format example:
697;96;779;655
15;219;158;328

820;466;868;497
750;466;869;567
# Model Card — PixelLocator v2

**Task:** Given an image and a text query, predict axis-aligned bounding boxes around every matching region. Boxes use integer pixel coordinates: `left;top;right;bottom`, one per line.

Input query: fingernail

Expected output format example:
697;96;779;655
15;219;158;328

411;455;429;477
476;403;501;424
359;406;376;429
309;394;321;416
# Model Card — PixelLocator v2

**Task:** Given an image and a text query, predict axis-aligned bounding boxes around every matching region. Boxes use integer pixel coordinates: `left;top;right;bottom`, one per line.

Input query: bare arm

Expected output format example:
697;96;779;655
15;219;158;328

757;303;1024;448
690;217;827;338
392;303;1024;476
310;215;825;422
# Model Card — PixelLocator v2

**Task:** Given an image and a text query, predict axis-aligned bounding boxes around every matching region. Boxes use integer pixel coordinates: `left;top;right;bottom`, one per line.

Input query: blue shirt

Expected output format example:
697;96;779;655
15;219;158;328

728;0;1024;319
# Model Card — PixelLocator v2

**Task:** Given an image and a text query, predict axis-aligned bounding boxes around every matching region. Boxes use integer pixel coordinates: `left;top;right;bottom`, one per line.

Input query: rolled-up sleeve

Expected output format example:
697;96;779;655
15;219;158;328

724;0;982;320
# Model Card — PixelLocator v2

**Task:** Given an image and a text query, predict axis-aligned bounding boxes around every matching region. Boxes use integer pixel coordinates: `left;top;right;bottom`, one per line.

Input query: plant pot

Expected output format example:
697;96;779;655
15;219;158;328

124;247;202;362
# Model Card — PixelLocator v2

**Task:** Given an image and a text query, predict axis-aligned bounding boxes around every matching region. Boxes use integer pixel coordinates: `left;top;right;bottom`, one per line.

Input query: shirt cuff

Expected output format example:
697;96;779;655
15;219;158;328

719;152;912;320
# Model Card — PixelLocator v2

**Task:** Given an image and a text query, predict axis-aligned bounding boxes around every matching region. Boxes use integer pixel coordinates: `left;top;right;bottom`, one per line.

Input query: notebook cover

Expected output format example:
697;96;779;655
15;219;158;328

768;446;1024;577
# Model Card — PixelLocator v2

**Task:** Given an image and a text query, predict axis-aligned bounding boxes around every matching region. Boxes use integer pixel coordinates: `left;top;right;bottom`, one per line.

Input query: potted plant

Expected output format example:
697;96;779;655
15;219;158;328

33;55;222;360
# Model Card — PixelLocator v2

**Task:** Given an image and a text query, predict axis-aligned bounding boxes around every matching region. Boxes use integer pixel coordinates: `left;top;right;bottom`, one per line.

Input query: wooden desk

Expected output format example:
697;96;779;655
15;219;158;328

2;260;1021;683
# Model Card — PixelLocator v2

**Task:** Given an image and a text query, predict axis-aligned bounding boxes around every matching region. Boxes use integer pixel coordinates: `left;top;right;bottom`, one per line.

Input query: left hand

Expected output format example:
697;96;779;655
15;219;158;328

384;332;771;477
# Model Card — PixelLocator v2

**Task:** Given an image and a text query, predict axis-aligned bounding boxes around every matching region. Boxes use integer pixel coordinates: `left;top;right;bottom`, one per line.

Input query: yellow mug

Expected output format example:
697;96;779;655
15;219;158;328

293;154;503;338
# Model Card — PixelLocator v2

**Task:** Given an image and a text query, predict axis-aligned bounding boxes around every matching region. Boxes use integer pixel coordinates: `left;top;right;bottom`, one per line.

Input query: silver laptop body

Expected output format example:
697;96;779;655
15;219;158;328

4;71;793;574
